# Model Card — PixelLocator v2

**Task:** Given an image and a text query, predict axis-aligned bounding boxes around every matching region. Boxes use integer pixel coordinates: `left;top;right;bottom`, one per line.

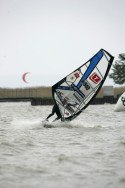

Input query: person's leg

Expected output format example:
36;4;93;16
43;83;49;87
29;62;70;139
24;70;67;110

46;113;53;120
46;107;55;120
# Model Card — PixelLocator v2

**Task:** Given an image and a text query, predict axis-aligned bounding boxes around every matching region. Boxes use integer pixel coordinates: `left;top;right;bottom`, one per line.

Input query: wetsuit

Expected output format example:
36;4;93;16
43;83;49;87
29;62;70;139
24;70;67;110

46;104;62;121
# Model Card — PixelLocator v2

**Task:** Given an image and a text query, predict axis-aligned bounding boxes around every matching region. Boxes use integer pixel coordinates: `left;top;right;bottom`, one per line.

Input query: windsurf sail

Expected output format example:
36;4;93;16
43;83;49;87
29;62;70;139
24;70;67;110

52;49;114;121
114;92;125;112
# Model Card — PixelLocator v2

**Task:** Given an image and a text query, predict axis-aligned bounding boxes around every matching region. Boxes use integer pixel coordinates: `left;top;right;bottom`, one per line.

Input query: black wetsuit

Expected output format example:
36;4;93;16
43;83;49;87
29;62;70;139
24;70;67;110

46;104;62;121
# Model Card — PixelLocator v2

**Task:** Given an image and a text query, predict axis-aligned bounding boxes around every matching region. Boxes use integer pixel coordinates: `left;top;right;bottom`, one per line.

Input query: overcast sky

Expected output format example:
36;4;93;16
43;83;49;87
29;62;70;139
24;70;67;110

0;0;125;88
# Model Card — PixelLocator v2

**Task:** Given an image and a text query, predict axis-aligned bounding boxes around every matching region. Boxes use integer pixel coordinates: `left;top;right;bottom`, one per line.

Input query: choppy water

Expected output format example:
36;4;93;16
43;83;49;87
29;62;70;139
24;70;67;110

0;102;125;188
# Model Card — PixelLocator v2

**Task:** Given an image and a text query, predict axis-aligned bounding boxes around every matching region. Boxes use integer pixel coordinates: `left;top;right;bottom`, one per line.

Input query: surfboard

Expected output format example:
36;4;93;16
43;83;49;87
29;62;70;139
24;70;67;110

52;49;114;121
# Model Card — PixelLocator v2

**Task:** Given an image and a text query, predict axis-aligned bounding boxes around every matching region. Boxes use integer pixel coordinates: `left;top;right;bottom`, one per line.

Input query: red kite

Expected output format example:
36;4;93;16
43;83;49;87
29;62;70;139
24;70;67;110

22;72;30;83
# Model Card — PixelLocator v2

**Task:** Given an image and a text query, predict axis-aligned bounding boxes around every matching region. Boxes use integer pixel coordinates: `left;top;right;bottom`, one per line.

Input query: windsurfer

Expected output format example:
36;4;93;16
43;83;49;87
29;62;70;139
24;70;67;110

45;103;62;121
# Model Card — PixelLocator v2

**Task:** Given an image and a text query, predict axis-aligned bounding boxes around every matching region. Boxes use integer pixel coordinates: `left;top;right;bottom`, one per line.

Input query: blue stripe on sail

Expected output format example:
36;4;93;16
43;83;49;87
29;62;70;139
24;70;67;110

57;86;73;90
77;51;103;88
97;50;103;59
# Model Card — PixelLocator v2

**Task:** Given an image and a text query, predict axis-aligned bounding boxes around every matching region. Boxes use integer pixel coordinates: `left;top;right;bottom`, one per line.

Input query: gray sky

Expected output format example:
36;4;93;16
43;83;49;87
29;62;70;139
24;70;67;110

0;0;125;88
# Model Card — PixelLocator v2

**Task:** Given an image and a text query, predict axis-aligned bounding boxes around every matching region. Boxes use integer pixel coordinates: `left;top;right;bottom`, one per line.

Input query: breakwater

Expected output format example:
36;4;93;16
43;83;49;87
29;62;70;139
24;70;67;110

30;96;117;106
0;96;118;105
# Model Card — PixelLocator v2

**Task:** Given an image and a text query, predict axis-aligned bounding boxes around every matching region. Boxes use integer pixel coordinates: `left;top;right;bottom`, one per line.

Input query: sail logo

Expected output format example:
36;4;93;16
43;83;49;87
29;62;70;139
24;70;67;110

74;72;80;78
89;73;101;84
68;71;80;82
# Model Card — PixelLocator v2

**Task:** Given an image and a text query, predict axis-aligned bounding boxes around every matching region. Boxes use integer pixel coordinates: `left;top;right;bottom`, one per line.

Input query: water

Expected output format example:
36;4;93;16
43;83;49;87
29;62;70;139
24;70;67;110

0;102;125;188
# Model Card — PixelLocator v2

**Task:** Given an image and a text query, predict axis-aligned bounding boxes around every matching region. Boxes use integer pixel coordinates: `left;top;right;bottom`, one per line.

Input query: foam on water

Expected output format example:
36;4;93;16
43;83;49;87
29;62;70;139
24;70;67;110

10;117;116;131
11;117;104;130
11;118;42;129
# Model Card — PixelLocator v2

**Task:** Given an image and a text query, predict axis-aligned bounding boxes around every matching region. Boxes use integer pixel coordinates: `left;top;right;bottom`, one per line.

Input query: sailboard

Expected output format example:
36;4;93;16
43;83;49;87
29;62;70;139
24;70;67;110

114;92;125;112
52;49;114;121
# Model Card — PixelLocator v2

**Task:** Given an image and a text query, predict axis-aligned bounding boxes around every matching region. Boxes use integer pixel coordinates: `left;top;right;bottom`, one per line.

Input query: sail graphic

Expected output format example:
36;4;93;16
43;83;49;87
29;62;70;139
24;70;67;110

52;49;114;121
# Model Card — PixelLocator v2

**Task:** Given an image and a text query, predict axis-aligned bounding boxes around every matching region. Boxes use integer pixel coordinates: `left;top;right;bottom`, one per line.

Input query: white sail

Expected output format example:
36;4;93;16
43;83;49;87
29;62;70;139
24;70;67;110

52;49;114;121
114;92;125;112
